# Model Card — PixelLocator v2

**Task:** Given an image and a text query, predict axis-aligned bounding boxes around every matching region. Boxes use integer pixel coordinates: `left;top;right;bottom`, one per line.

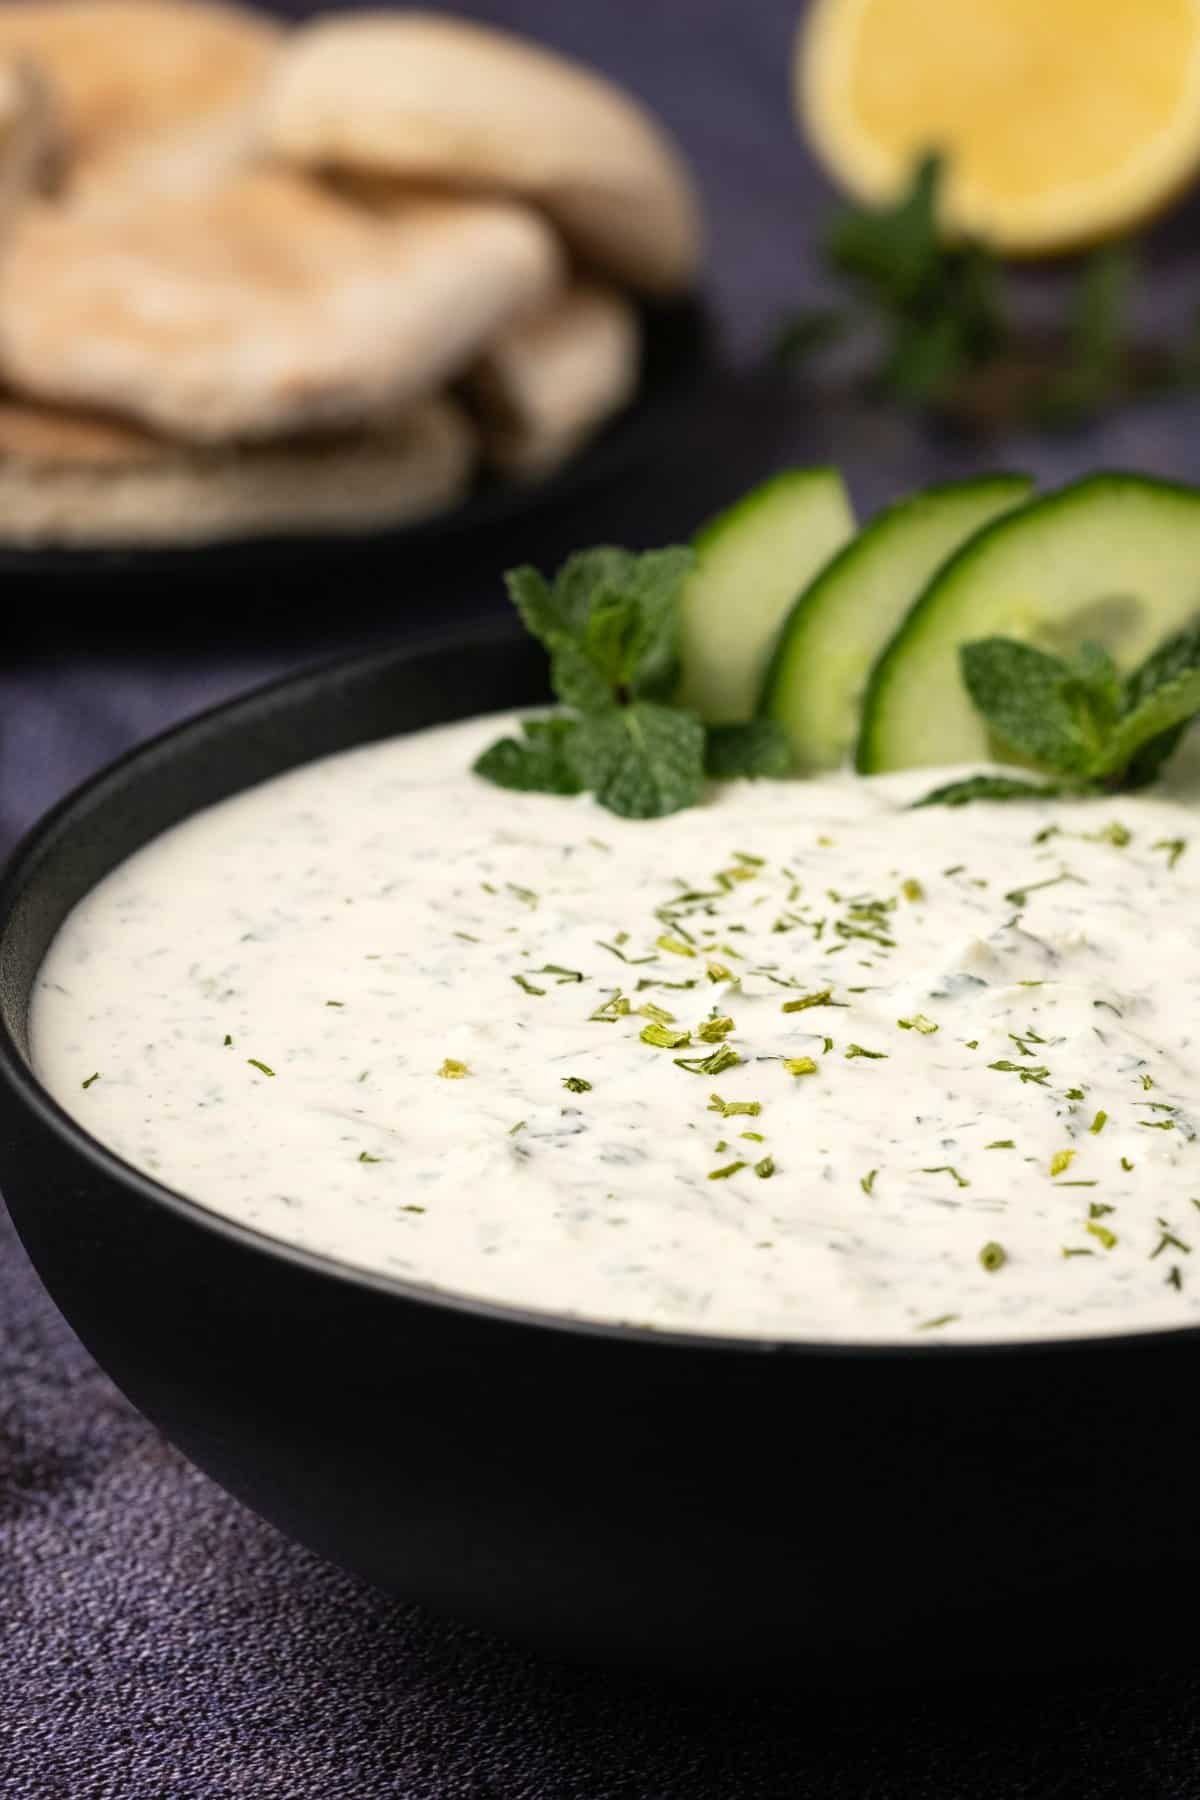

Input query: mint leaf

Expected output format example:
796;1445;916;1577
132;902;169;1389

570;703;705;820
705;720;792;780
473;717;584;795
960;638;1115;774
1091;624;1200;783
504;548;693;712
913;774;1066;809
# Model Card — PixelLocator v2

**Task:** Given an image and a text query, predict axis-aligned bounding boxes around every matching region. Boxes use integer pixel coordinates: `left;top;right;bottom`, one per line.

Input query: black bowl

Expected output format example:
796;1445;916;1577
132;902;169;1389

2;623;1198;1683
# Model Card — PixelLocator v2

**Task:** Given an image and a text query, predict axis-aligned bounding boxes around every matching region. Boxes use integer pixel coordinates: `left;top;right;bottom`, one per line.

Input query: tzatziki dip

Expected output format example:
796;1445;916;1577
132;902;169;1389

30;711;1200;1343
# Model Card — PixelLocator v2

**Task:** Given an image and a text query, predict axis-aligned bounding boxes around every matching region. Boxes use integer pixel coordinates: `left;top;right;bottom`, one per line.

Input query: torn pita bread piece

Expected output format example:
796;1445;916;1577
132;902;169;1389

0;171;563;443
467;282;640;480
0;54;61;226
259;11;701;298
0;0;281;199
0;393;476;545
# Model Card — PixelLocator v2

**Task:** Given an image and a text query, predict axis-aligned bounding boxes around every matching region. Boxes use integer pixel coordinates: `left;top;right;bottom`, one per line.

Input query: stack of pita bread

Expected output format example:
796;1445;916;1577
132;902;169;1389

0;1;702;545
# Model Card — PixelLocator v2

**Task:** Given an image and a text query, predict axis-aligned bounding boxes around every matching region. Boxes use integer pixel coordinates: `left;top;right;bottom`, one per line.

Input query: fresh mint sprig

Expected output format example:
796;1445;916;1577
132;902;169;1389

474;548;791;819
917;625;1200;806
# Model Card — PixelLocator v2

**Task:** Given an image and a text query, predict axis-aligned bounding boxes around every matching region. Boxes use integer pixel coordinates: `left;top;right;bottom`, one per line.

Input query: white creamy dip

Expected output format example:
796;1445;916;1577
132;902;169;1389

30;711;1200;1342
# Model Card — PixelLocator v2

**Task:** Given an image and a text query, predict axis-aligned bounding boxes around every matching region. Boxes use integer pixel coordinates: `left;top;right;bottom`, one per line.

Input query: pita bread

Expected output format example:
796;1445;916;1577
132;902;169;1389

0;393;475;544
0;170;563;442
0;54;61;225
467;282;639;479
0;0;281;198
259;12;701;297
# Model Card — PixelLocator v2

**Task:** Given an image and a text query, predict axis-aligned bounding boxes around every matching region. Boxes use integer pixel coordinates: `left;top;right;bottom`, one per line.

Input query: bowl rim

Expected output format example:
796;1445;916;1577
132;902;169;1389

2;619;1194;1366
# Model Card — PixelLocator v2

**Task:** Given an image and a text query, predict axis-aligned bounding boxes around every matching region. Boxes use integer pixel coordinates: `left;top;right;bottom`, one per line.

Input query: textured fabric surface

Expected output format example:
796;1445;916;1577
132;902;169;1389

7;3;1200;1795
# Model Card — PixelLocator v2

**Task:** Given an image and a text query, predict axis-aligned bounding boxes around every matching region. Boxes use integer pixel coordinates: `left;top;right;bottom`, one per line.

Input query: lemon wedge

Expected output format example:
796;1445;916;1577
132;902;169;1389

798;0;1200;254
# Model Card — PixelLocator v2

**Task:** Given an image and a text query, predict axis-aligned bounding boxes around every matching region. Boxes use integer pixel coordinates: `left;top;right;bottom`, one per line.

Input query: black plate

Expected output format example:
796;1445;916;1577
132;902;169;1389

2;623;1199;1682
0;298;711;584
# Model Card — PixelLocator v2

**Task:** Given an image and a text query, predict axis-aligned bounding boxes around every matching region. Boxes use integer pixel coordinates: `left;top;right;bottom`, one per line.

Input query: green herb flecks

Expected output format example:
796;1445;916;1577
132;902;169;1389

81;1071;100;1089
1153;837;1188;869
1089;1110;1108;1135
697;1015;735;1043
1086;1220;1118;1250
784;1056;819;1077
562;1076;592;1093
780;988;835;1013
438;1058;469;1079
845;1043;888;1061
641;1022;691;1049
860;1168;878;1195
358;1151;383;1164
708;1093;761;1118
916;1313;961;1331
979;1241;1007;1272
513;974;546;997
675;1044;741;1076
897;1013;939;1034
989;1060;1050;1086
922;1165;970;1188
247;1059;275;1078
986;1139;1015;1150
708;1160;747;1181
754;1156;776;1179
1050;1149;1076;1177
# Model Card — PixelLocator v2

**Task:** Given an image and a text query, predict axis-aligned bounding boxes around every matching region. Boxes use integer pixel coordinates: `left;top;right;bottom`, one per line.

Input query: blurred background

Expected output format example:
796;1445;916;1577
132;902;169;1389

8;0;1200;851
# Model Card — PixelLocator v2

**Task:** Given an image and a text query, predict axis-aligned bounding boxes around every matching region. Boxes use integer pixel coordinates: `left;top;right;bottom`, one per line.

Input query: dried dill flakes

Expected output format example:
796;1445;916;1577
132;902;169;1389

860;1168;878;1196
1153;837;1187;870
901;878;925;903
697;1015;736;1043
784;1056;818;1077
400;1204;426;1215
512;974;546;997
536;964;584;984
1049;1149;1076;1177
922;1165;969;1189
754;1156;776;1179
780;988;834;1014
656;935;696;958
1089;1201;1116;1219
897;1013;938;1035
357;1151;383;1164
705;961;735;984
1085;1221;1118;1250
589;991;631;1022
708;1093;761;1118
988;1060;1050;1086
1167;1265;1185;1291
979;1242;1007;1273
247;1058;275;1078
80;1072;101;1089
562;1076;592;1094
507;1120;527;1136
1120;1157;1135;1172
222;1035;233;1048
675;1044;740;1076
741;1130;766;1143
1139;1119;1176;1131
1089;1110;1108;1135
325;999;345;1008
1140;1073;1155;1091
438;1058;469;1079
845;1043;888;1061
986;1140;1015;1150
638;1002;676;1025
1151;1223;1192;1259
708;1160;746;1181
1062;1247;1095;1259
915;1313;960;1331
641;1022;691;1049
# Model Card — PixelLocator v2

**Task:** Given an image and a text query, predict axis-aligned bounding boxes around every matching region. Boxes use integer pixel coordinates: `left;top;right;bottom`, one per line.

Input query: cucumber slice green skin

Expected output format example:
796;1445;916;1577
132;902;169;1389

677;467;854;725
858;472;1200;775
759;474;1033;772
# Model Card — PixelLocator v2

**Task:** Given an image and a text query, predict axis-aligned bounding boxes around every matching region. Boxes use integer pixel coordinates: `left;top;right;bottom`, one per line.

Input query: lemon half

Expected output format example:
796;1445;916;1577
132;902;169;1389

799;0;1200;254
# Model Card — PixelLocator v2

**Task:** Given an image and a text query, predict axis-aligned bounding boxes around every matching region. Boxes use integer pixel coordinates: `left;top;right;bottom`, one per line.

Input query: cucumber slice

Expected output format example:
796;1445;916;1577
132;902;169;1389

858;473;1200;774
677;467;854;723
760;474;1033;771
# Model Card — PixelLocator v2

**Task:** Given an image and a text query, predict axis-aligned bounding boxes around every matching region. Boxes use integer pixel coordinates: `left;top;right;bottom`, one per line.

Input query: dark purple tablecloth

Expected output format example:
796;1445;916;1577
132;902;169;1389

8;4;1200;1794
